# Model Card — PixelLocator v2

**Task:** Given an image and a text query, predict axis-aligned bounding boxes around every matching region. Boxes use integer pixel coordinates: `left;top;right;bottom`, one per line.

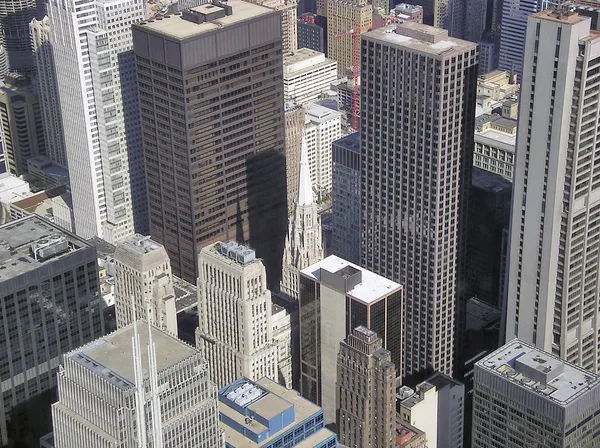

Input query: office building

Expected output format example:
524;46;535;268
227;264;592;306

47;0;147;243
0;73;44;176
397;382;438;448
478;37;497;75
504;10;600;370
0;0;40;74
196;242;278;388
272;302;293;388
51;323;224;448
284;49;337;105
468;168;512;307
0;45;6;79
298;13;325;52
497;0;538;80
285;102;306;212
219;377;337;447
299;255;403;425
0;215;104;445
392;4;424;23
477;70;519;102
472;339;600;447
360;22;478;380
281;135;324;300
26;156;69;190
464;0;487;42
336;326;396;447
331;132;360;265
304;102;343;199
425;373;465;448
395;421;427;448
246;0;298;53
30;16;68;167
327;0;371;76
133;1;287;285
473;112;517;181
113;234;177;335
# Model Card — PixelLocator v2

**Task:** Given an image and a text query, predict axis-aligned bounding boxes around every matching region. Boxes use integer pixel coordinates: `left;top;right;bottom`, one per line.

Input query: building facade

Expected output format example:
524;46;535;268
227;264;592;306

497;0;538;80
472;339;600;448
133;2;287;285
504;10;600;371
196;241;278;388
285;102;305;212
272;302;293;388
51;323;224;448
327;0;371;76
473;113;517;181
331;132;360;265
283;49;337;105
0;73;45;176
113;234;177;335
298;13;325;52
47;0;147;243
336;326;396;447
219;377;337;447
246;0;298;53
299;255;403;425
30;17;68;167
281;134;324;300
426;372;465;448
360;22;478;380
0;215;104;445
0;0;40;74
304;103;343;199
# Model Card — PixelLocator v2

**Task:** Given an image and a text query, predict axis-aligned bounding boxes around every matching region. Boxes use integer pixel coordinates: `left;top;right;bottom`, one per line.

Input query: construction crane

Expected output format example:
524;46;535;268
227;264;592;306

335;17;400;131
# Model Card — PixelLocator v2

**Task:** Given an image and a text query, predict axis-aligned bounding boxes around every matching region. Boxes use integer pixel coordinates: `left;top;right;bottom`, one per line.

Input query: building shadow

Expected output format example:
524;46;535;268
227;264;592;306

4;388;55;448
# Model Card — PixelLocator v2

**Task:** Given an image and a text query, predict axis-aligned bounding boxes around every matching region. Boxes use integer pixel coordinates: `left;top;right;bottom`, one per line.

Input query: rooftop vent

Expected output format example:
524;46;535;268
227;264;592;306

31;237;69;261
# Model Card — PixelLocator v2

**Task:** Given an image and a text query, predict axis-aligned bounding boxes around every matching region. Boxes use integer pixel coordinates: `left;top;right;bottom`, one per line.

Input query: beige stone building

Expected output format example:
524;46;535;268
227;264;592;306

327;0;372;76
336;326;396;447
284;102;305;211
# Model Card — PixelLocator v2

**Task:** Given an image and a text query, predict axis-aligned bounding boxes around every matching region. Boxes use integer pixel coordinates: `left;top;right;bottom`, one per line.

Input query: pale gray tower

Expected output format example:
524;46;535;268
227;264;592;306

196;242;278;388
113;234;177;335
336;326;396;448
504;10;600;371
360;22;478;380
280;134;324;300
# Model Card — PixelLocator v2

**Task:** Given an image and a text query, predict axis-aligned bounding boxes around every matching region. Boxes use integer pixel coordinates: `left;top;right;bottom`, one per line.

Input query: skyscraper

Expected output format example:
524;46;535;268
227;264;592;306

133;1;287;285
0;0;41;74
299;255;403;425
30;16;67;167
504;10;600;371
284;102;305;211
327;0;372;76
246;0;298;53
497;0;538;80
360;22;478;380
113;234;177;335
281;135;324;300
336;326;396;447
196;241;278;388
47;0;147;243
0;215;104;445
50;323;224;448
472;339;600;448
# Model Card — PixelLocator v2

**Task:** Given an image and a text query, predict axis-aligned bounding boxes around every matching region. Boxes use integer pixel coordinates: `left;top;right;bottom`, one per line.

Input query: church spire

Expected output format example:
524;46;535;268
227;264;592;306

297;133;314;207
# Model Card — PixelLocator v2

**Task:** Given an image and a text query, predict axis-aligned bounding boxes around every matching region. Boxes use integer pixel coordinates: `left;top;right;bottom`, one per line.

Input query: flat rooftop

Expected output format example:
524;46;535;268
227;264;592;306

532;10;588;25
220;377;324;447
333;132;360;154
466;297;502;331
472;167;513;193
68;323;198;388
305;103;343;124
118;234;164;255
477;339;600;406
364;21;476;56
174;277;198;313
135;0;273;40
0;215;91;282
301;255;402;304
283;48;336;76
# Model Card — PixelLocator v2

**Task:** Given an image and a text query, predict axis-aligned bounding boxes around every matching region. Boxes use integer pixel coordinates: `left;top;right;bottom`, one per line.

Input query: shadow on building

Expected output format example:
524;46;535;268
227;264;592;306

4;389;55;448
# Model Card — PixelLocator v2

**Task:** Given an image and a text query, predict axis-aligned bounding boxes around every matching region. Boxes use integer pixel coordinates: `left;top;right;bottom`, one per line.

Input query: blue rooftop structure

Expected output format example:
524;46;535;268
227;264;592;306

218;377;337;448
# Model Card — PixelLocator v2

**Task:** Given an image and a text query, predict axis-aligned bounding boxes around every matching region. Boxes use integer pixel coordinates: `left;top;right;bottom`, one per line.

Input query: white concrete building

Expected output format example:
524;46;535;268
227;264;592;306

272;302;292;388
398;382;438;448
427;373;465;448
46;0;148;243
196;241;278;388
280;134;324;300
113;234;177;335
304;103;343;199
473;113;517;181
504;10;600;371
50;323;224;448
283;49;337;105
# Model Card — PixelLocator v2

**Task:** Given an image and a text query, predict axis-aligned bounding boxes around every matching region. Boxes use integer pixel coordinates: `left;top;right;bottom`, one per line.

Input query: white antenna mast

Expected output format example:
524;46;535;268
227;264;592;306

131;296;148;448
147;304;164;448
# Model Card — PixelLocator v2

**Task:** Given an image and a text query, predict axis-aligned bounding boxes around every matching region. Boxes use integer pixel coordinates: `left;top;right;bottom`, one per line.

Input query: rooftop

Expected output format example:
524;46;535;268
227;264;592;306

532;9;588;25
0;215;91;282
174;277;198;313
472;167;513;193
365;21;476;56
117;234;164;255
283;48;336;76
466;297;502;331
301;255;402;304
135;0;274;40
426;371;464;390
333;132;360;154
68;323;198;388
0;172;30;203
204;241;258;267
477;339;600;406
305;103;343;124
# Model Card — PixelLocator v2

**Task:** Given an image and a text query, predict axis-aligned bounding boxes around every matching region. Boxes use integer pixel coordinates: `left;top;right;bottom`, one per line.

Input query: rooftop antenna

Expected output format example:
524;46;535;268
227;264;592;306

146;303;164;448
131;296;148;448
